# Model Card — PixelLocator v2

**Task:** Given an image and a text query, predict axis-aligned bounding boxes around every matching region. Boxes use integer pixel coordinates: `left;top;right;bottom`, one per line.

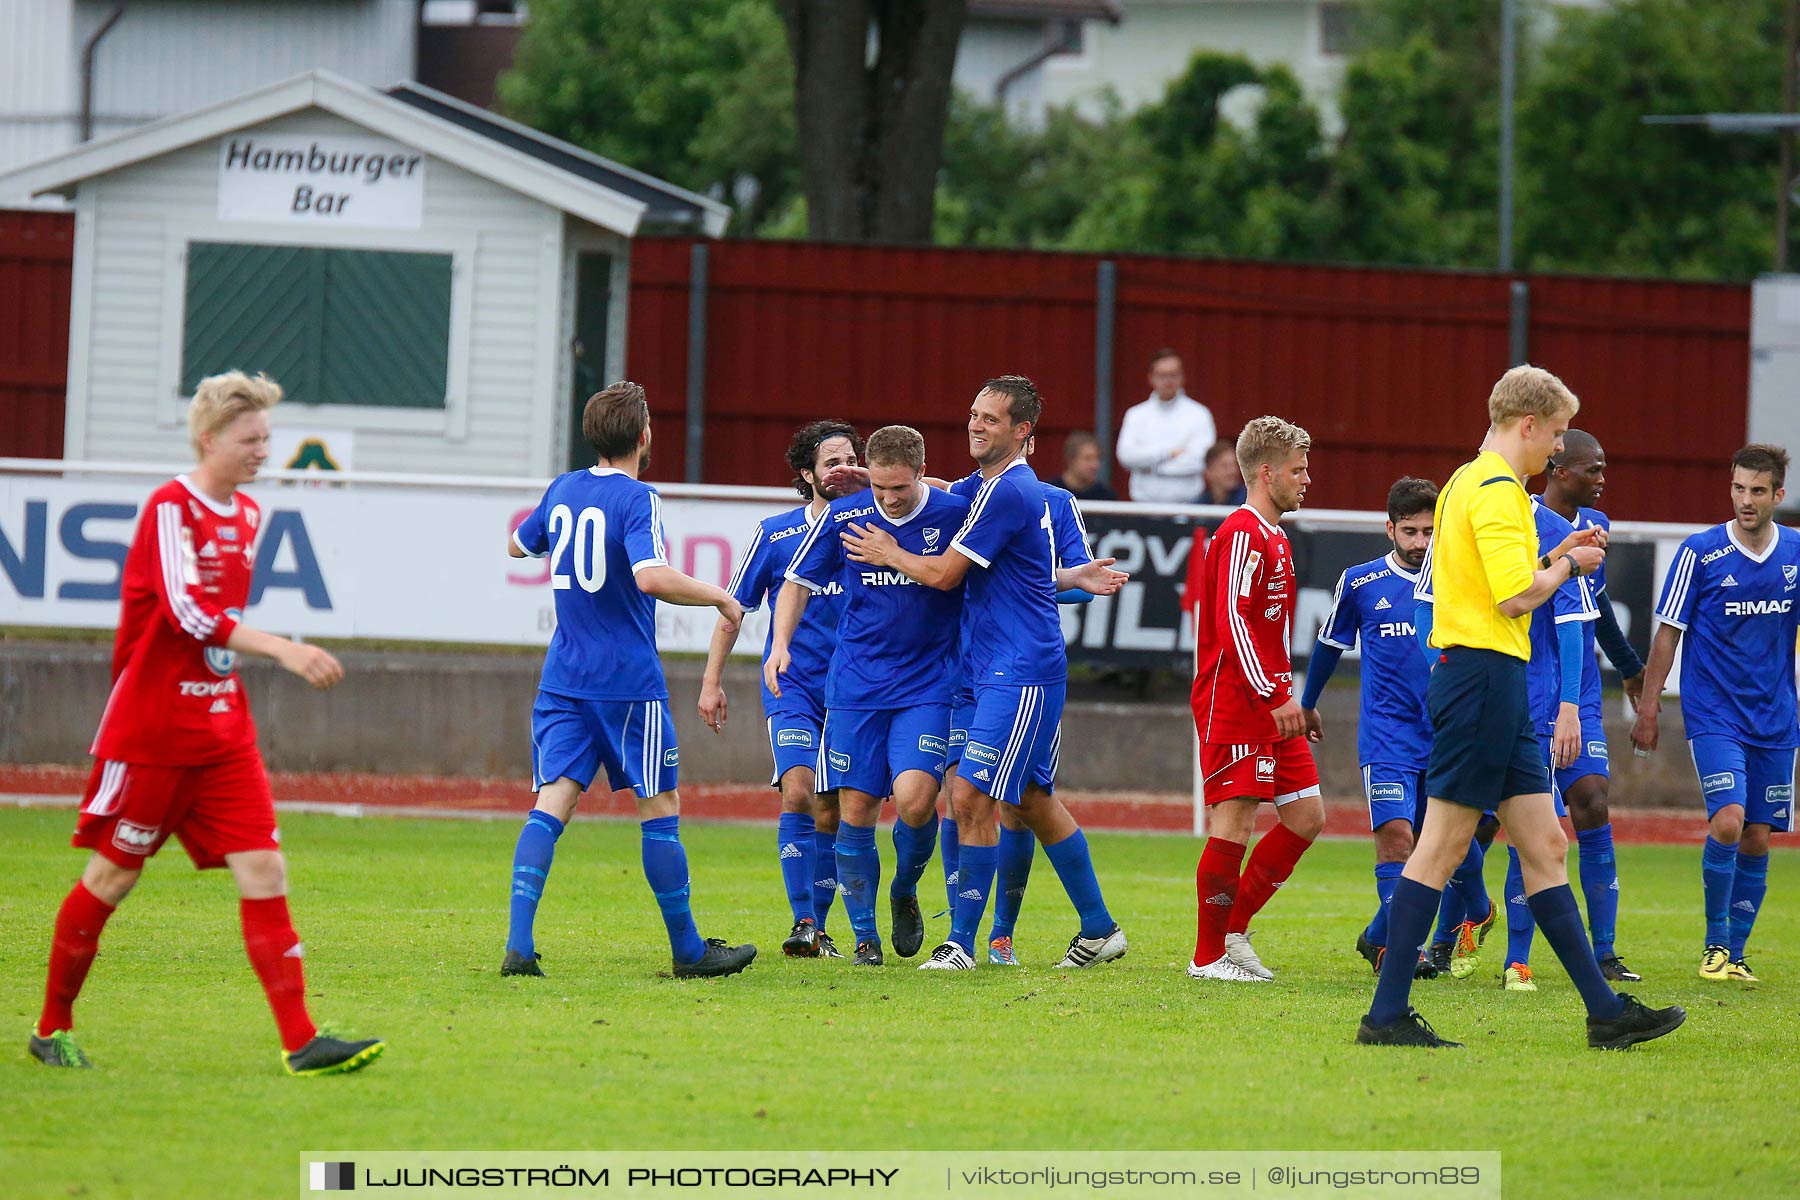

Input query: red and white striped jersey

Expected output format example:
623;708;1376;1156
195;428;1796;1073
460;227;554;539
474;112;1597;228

1191;505;1296;743
90;476;261;765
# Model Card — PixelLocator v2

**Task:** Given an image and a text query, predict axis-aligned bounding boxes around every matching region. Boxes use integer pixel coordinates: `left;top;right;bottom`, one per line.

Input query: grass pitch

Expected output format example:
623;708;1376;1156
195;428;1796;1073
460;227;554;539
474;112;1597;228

1;806;1794;1199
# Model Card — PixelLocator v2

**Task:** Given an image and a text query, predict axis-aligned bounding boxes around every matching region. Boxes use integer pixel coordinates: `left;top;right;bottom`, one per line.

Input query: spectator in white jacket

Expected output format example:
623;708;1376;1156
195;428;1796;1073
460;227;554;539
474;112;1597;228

1114;349;1216;503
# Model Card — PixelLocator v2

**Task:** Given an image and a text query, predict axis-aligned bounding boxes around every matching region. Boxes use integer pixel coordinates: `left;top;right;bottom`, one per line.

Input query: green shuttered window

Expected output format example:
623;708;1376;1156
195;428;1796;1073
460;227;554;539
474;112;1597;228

182;242;451;409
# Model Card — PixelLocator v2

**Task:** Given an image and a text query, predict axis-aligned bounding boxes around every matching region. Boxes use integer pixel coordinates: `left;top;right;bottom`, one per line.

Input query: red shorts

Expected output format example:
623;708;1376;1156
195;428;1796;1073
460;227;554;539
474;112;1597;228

1200;738;1320;807
72;750;278;870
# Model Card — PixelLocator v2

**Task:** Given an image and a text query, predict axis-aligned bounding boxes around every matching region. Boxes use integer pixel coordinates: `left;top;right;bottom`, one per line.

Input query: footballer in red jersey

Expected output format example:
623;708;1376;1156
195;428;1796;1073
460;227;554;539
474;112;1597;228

30;371;383;1076
1188;416;1324;983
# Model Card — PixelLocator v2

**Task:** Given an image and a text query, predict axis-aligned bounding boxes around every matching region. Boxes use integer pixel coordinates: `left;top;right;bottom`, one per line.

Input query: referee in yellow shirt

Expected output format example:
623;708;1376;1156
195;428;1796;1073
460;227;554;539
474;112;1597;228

1358;366;1686;1050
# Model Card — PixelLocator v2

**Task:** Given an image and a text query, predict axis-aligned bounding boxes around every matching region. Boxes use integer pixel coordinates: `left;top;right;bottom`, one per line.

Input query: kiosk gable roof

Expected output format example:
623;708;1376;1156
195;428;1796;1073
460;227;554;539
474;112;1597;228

0;71;728;238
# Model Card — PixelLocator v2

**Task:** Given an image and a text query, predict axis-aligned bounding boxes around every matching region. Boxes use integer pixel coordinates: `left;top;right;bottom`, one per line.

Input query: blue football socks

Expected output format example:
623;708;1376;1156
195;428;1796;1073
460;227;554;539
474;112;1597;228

640;815;705;965
890;811;939;899
1504;846;1534;967
811;828;839;931
777;811;816;925
940;816;960;916
507;809;564;956
1043;829;1113;939
835;822;881;945
1575;823;1619;958
950;842;998;955
989;826;1036;942
1702;835;1737;947
1728;851;1769;960
1365;860;1403;947
1448;835;1491;931
1368;877;1441;1026
1527;884;1624;1019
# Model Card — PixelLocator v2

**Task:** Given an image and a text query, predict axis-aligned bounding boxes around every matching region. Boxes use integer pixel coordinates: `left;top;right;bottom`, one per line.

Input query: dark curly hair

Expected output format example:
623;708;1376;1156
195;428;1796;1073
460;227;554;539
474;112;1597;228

786;420;863;500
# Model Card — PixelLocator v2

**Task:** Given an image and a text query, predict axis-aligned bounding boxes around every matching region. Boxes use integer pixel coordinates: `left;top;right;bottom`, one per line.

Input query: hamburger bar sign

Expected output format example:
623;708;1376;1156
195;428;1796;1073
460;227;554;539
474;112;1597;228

216;134;425;229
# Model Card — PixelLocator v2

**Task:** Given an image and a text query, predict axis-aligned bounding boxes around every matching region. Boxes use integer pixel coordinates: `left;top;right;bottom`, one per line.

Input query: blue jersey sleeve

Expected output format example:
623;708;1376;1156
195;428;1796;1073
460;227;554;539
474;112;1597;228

1552;571;1598;625
949;472;983;499
625;487;669;574
1414;598;1435;660
727;518;776;611
513;494;551;558
1051;492;1092;569
1317;568;1360;651
785;508;842;593
1557;618;1584;704
1654;539;1702;631
951;476;1031;569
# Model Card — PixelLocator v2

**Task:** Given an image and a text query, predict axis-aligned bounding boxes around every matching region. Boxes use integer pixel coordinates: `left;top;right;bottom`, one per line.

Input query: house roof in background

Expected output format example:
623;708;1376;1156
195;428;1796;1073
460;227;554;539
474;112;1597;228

969;0;1126;23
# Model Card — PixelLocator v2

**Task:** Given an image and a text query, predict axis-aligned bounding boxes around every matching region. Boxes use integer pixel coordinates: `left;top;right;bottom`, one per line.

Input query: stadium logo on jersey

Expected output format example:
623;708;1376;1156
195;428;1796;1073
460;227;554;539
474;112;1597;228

833;505;877;523
918;735;947;756
1700;771;1736;794
1373;596;1391;611
963;742;1001;767
776;728;814;748
1367;783;1405;801
1725;598;1791;616
1720;574;1739;587
111;821;159;853
663;748;680;768
203;607;244;677
1255;757;1276;782
827;751;852;772
1587;741;1609;759
923;527;942;550
1263;603;1282;621
1701;545;1734;565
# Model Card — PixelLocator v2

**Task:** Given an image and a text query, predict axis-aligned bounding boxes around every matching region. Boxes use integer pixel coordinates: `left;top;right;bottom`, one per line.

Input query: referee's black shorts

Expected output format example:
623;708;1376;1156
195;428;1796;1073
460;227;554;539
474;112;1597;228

1425;646;1549;811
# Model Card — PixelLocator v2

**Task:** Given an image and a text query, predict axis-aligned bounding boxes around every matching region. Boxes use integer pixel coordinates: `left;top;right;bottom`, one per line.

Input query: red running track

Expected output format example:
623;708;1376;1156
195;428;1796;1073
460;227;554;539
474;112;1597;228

0;764;1713;845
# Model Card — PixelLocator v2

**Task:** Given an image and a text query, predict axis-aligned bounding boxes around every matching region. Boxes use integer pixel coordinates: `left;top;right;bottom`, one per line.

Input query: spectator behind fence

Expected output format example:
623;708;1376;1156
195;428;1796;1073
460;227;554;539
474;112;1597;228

1060;431;1117;501
1115;349;1216;503
1201;440;1248;507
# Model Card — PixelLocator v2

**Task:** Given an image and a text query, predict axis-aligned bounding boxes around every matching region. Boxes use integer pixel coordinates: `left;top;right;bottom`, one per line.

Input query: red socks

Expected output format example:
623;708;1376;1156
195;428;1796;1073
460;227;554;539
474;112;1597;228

1193;837;1247;966
1228;823;1313;934
240;896;317;1053
38;881;115;1037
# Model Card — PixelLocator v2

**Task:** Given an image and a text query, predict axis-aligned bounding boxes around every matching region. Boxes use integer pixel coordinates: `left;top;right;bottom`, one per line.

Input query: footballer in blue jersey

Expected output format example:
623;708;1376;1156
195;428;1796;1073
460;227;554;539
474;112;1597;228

1300;478;1443;974
1634;444;1799;982
769;426;969;965
501;382;756;981
840;377;1129;971
698;421;862;960
1538;430;1646;981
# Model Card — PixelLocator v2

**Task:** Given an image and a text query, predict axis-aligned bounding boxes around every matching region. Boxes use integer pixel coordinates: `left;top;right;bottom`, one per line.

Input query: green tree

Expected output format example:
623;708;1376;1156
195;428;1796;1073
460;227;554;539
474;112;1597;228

1517;0;1787;279
496;0;798;233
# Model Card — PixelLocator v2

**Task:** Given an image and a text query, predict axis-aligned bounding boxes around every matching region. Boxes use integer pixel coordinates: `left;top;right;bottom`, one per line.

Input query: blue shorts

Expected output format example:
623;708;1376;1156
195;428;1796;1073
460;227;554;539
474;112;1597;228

1361;763;1427;831
1689;736;1796;832
821;704;950;796
946;686;976;769
960;682;1065;806
531;691;678;799
767;712;825;788
1553;703;1610;793
1425;648;1550;811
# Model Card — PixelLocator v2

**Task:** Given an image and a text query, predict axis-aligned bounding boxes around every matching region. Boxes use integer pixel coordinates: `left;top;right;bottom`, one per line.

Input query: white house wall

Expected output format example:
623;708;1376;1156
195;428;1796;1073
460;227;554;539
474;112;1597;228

72;107;563;479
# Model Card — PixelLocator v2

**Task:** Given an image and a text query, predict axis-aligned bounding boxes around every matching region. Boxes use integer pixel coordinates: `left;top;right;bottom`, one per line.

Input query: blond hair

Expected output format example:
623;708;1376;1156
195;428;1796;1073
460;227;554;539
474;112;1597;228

1235;415;1311;476
189;370;281;456
1487;365;1578;427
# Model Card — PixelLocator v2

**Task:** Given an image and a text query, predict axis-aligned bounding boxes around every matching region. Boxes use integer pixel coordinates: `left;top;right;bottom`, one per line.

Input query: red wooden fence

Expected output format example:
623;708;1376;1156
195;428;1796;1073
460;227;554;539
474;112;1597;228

0;214;1751;522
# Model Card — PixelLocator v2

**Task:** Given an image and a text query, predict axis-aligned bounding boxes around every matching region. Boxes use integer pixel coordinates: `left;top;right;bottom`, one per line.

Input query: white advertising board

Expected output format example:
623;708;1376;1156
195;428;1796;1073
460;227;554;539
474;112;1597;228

217;134;426;229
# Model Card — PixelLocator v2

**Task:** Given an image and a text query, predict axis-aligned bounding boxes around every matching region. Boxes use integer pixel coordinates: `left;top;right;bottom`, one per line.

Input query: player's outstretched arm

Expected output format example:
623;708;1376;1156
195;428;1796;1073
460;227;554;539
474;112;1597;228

698;617;741;733
635;565;744;632
225;624;344;690
1056;559;1127;596
1629;623;1682;754
842;523;971;591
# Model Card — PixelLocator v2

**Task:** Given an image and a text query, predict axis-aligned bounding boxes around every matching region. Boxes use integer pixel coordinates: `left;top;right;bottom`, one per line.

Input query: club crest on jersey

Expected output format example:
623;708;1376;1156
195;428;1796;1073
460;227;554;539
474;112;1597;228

1255;757;1276;783
1700;771;1735;795
776;728;813;748
1787;565;1798;587
923;527;942;550
112;821;159;854
203;607;244;677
